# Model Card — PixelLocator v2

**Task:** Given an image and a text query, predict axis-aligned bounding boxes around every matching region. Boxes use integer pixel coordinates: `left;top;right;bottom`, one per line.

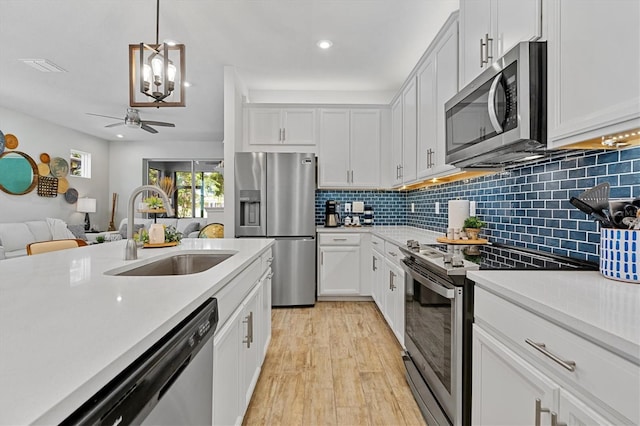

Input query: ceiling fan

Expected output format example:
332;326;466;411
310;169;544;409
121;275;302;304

87;108;175;134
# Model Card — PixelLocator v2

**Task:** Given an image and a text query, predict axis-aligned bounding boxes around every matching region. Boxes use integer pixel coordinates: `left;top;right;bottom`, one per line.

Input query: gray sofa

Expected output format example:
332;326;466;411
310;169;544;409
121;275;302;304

0;219;76;259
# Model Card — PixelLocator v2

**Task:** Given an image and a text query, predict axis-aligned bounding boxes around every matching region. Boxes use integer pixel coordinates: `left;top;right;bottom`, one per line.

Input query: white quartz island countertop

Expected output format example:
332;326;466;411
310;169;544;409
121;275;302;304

0;238;273;425
468;270;640;364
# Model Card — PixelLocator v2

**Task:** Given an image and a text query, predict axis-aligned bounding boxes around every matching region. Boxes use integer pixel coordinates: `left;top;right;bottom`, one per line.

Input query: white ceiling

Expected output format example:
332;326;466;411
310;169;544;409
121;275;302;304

0;0;459;143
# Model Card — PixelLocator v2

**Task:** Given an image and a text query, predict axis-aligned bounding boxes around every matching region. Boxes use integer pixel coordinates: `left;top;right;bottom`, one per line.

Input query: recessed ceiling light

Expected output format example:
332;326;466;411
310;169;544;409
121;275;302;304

317;40;333;49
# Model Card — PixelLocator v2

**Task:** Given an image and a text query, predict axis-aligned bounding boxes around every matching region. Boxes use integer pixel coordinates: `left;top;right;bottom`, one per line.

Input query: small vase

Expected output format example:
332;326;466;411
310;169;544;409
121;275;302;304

465;228;480;240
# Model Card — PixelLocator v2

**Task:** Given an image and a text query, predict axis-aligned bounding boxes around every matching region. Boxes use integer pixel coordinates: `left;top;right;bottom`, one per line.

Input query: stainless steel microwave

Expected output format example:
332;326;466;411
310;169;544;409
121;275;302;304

445;41;546;169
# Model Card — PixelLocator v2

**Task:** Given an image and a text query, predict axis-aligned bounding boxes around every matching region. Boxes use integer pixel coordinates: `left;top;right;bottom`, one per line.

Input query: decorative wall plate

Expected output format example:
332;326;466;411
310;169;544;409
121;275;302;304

57;177;69;193
5;134;18;150
0;130;4;154
40;153;50;163
37;163;50;176
64;188;78;204
50;157;69;178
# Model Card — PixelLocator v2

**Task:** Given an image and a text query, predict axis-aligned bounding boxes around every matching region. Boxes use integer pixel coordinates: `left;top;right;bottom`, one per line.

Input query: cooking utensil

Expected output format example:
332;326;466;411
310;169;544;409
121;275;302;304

570;182;612;227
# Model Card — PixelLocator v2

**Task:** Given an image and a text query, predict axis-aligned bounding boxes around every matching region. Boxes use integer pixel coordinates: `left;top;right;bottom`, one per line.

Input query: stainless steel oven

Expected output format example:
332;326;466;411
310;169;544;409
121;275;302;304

402;255;465;426
400;242;598;426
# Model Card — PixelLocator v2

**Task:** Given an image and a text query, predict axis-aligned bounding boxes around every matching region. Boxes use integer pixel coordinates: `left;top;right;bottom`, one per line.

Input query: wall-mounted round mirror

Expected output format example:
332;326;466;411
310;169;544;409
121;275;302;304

0;151;38;195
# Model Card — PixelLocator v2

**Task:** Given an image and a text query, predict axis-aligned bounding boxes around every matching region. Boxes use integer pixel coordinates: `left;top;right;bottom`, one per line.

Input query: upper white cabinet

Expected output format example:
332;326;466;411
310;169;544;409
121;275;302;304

391;97;404;187
246;107;316;145
459;0;542;87
417;17;459;179
544;0;640;148
318;108;381;188
402;77;418;184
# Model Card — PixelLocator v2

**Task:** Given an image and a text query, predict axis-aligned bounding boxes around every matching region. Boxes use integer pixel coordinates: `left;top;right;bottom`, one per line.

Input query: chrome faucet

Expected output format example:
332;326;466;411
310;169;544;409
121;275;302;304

125;185;175;260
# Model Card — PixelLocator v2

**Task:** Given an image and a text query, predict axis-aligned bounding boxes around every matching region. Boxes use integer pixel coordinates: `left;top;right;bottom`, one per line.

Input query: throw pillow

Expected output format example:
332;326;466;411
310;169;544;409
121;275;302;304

182;221;201;237
67;225;87;241
46;218;75;240
120;224;145;239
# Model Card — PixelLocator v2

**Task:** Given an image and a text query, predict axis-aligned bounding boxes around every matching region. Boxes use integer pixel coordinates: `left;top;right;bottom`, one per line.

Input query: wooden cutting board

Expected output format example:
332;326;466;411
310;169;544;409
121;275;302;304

436;236;489;244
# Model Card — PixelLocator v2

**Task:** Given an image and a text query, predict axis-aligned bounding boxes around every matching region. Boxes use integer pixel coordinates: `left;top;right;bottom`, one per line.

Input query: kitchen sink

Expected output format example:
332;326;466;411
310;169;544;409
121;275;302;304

107;252;235;276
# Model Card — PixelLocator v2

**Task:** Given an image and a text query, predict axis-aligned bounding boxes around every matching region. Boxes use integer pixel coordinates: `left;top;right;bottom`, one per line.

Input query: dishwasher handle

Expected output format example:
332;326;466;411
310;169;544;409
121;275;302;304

60;298;219;426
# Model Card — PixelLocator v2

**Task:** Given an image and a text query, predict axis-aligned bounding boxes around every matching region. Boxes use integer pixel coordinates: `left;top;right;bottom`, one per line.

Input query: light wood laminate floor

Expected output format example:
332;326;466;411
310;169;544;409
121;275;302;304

243;301;427;426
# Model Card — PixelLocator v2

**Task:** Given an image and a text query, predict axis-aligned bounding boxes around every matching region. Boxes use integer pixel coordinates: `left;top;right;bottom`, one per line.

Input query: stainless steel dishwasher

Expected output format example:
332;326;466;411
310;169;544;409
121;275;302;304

61;298;218;426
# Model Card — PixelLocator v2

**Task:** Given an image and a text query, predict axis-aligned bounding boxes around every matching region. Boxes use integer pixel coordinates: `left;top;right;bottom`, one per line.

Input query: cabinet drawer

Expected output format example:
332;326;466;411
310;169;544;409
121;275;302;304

318;233;361;245
384;241;403;266
214;259;261;330
371;234;384;249
475;287;639;424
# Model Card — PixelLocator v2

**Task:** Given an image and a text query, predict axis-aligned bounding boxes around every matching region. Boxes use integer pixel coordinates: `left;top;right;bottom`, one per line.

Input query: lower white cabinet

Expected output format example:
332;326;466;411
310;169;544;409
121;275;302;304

473;286;637;425
318;234;361;296
212;251;272;425
370;235;405;346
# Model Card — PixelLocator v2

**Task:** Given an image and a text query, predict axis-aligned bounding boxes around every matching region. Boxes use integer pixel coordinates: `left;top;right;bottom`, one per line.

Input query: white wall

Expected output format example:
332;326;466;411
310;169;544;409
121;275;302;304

0;107;110;227
108;140;224;226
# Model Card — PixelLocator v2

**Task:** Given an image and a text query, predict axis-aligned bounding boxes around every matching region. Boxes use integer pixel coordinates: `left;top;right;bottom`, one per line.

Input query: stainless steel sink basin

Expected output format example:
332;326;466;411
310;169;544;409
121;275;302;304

110;253;234;276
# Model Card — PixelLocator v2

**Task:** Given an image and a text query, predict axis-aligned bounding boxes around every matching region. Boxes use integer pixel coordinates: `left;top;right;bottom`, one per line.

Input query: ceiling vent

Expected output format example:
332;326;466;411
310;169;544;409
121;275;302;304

19;59;67;73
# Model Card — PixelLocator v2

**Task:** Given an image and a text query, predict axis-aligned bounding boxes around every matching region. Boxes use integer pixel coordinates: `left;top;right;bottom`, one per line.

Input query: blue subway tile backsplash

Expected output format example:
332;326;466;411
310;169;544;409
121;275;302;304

316;146;639;263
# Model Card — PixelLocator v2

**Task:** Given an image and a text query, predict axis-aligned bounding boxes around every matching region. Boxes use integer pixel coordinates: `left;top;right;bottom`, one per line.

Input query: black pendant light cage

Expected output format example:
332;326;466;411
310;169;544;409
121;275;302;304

129;0;185;107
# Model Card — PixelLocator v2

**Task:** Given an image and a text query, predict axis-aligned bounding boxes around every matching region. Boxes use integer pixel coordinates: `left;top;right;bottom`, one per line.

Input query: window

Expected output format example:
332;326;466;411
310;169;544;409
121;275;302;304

70;149;91;178
143;159;224;218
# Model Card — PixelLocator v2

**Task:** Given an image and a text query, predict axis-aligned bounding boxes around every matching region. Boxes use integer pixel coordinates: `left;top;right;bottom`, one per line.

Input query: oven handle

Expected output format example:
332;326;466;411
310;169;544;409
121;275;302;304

401;260;455;299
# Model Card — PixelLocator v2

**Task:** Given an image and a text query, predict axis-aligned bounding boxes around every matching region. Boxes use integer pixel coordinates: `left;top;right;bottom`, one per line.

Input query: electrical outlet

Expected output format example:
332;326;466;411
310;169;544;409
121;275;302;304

344;203;351;213
435;202;440;214
469;201;476;216
411;203;415;213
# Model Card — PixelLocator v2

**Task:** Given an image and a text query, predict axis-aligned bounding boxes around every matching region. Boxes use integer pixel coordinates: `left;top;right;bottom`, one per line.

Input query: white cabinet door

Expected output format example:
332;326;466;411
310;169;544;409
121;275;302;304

391;97;403;187
350;109;381;187
240;284;261;411
545;0;640;148
247;107;316;146
459;0;492;87
259;271;272;358
371;248;384;310
248;108;282;145
318;245;361;296
318;109;350;187
417;54;437;178
402;77;418;184
472;326;560;426
383;258;404;343
558;389;615;426
282;109;316;145
213;307;242;426
459;0;541;87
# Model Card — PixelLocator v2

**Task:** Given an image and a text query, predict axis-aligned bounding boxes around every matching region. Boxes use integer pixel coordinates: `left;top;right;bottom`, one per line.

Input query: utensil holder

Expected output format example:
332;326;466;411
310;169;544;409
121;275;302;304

600;229;639;283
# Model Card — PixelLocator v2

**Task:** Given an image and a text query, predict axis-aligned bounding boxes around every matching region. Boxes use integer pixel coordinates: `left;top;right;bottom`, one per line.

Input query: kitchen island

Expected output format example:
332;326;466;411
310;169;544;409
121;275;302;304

0;238;274;425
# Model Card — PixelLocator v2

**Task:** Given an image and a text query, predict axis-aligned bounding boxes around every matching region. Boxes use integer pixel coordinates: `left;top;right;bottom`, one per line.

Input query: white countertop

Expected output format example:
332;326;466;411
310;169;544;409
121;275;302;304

317;225;443;246
469;270;640;364
0;238;273;425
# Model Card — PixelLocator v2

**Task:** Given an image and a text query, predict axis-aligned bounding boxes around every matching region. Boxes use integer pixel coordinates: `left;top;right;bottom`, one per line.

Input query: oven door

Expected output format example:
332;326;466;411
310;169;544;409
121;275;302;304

402;259;463;425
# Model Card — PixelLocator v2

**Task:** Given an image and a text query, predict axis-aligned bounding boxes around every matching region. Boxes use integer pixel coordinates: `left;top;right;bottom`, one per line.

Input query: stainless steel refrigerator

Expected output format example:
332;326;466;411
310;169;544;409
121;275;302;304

235;152;316;306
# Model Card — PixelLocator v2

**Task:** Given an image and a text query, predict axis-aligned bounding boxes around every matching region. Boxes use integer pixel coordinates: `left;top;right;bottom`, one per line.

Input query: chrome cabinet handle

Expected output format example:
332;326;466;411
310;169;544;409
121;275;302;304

480;33;493;66
551;412;566;426
267;272;274;279
526;339;576;372
243;311;253;348
535;399;549;426
282;128;286;142
388;251;397;257
333;238;348;241
347;170;350;183
480;37;484;67
372;256;377;271
267;257;273;265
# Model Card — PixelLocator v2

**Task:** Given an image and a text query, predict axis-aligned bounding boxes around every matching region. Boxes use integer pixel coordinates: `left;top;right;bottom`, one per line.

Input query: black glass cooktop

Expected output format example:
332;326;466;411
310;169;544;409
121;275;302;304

427;243;599;271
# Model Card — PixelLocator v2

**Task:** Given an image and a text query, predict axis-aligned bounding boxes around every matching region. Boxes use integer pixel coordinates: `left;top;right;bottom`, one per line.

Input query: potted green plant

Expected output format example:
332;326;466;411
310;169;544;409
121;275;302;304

463;216;486;240
95;235;105;244
144;195;163;210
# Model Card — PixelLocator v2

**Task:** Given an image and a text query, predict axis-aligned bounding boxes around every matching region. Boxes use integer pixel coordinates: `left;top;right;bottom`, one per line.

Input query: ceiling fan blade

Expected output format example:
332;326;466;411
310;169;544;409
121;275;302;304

141;124;159;134
142;120;175;127
105;122;124;128
87;112;123;121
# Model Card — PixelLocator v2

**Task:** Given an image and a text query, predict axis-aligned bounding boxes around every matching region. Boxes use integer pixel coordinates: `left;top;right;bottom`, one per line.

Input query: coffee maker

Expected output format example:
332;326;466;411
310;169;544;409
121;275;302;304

324;200;340;227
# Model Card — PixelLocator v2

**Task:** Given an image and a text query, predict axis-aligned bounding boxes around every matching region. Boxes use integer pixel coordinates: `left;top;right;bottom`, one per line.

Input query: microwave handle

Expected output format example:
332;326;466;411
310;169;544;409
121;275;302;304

488;72;504;134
